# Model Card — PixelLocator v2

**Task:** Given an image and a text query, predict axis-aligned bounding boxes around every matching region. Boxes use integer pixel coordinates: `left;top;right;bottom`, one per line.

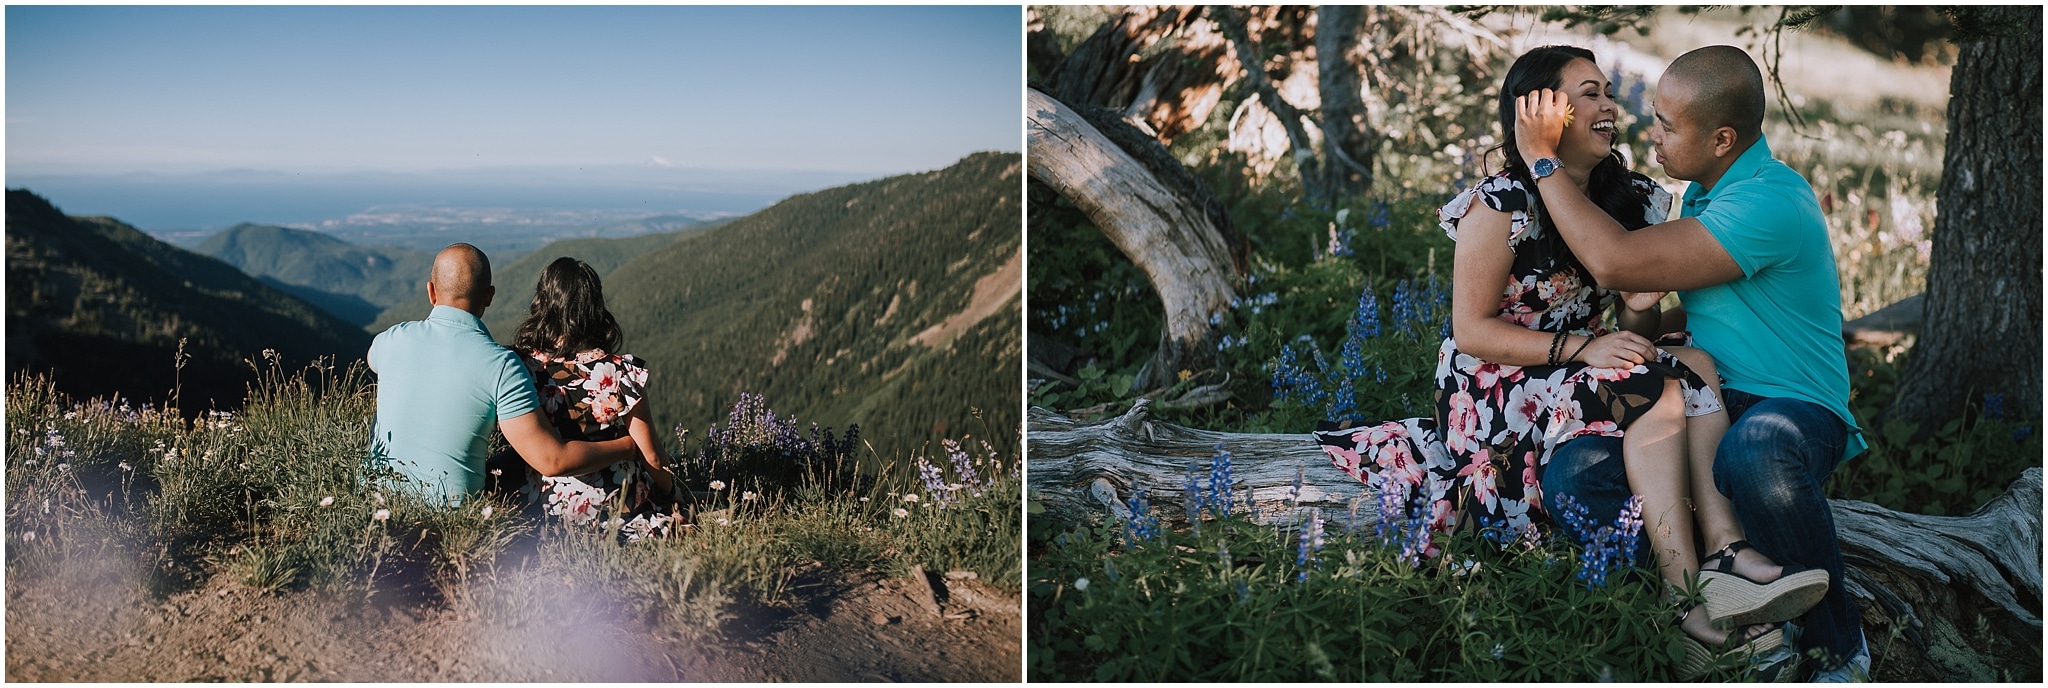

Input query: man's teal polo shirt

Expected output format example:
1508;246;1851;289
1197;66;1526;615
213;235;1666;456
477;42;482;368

367;305;539;502
1678;135;1866;462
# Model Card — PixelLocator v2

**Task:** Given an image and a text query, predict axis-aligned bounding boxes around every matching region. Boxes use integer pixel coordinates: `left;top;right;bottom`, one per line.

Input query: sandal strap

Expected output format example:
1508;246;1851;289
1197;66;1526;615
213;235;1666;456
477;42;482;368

1702;539;1757;574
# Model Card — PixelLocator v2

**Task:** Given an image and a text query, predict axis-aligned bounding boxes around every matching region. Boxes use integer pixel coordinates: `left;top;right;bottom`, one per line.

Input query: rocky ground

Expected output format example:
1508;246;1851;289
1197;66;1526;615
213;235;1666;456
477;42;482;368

6;564;1020;682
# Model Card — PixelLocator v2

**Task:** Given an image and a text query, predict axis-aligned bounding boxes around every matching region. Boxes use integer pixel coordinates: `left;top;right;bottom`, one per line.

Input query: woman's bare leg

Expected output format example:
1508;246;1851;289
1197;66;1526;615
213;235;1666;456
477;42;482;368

1623;376;1737;644
1665;346;1785;583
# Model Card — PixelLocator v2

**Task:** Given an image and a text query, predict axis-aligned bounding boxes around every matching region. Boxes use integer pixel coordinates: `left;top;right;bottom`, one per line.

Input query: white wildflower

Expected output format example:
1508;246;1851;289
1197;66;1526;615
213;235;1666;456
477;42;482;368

715;517;730;526
319;496;335;507
56;463;69;473
1074;577;1090;591
372;509;390;522
903;493;919;503
481;505;494;519
892;508;909;518
118;462;133;472
374;491;385;505
859;496;870;502
709;480;727;491
742;491;758;502
490;468;503;476
23;531;34;542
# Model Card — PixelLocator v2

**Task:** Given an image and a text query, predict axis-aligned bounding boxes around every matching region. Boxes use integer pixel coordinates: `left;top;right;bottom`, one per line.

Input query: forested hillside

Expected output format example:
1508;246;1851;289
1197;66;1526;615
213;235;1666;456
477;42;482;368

599;152;1022;461
197;224;432;327
370;228;710;333
4;189;370;412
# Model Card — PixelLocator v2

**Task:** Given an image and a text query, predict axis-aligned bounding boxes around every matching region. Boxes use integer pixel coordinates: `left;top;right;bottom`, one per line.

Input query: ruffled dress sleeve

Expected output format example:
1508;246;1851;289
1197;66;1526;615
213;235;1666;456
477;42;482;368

1438;173;1543;248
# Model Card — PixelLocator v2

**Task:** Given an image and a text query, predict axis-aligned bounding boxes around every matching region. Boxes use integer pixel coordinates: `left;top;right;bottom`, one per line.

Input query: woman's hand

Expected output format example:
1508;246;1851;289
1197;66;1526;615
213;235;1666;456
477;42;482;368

1577;331;1657;369
1618;291;1667;313
1515;88;1572;161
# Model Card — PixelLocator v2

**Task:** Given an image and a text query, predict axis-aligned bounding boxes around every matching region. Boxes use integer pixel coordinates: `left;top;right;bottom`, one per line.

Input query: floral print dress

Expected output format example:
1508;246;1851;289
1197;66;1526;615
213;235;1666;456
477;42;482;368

1314;172;1722;551
515;349;675;539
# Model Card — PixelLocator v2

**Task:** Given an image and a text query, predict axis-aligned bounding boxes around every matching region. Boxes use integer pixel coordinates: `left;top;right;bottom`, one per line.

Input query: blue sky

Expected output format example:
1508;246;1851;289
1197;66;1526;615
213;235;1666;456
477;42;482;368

7;6;1022;176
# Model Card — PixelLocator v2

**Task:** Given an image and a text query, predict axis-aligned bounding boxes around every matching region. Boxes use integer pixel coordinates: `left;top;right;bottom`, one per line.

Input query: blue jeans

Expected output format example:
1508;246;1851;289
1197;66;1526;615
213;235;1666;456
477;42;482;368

1542;388;1861;668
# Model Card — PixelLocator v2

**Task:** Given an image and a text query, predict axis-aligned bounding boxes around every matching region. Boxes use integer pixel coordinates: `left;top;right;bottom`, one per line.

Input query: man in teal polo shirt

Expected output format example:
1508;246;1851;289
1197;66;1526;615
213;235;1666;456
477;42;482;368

1517;46;1867;680
368;243;637;504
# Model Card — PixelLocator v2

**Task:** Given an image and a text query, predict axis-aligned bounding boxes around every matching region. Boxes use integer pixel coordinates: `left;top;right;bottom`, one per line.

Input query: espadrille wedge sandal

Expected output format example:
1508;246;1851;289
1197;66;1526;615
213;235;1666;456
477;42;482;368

1698;540;1830;630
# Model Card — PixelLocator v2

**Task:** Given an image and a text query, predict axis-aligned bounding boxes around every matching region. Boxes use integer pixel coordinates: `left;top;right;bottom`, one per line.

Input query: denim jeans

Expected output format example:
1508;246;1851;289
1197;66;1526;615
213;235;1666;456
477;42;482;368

1714;387;1859;668
1541;388;1861;668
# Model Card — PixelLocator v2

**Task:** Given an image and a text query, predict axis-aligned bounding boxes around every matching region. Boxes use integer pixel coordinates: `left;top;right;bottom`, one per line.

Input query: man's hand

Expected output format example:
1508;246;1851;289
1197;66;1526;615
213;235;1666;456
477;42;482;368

1515;88;1572;160
499;411;636;477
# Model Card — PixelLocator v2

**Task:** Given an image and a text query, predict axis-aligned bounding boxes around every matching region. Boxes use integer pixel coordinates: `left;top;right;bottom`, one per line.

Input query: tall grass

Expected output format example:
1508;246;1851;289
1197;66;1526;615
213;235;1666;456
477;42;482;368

5;354;1020;644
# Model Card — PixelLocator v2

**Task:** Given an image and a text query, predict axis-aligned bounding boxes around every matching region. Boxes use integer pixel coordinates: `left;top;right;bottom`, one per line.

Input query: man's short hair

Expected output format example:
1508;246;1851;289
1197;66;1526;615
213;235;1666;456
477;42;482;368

431;243;492;303
1665;45;1767;141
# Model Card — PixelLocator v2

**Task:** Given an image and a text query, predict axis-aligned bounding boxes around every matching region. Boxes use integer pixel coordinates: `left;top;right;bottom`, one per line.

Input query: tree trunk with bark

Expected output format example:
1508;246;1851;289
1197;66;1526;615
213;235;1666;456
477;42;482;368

1315;5;1375;197
1884;5;2042;432
1036;6;1240;145
1027;88;1243;391
1028;400;2043;682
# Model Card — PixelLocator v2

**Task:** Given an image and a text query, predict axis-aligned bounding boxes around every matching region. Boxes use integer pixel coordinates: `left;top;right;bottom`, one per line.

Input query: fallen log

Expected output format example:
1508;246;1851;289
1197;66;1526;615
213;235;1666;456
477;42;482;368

1027;400;2043;681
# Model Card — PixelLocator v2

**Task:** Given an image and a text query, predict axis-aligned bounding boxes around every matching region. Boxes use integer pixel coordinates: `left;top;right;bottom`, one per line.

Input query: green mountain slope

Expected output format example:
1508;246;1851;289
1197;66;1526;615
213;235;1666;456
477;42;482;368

5;189;372;412
596;151;1022;460
196;224;433;328
369;228;708;333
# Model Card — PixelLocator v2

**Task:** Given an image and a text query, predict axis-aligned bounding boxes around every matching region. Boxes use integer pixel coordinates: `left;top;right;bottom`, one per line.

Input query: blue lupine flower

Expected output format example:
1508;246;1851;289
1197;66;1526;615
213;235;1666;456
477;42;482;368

1554;493;1646;589
2017;425;2034;442
944;438;981;498
1124;487;1160;543
1984;392;2006;420
1218;540;1232;570
1206;443;1236;518
1234;579;1251;606
1295;510;1326;581
1288;464;1306;508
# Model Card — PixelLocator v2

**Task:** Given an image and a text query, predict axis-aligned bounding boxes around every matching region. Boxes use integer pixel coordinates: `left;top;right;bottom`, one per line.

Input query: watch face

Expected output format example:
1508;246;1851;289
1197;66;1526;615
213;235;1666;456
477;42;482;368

1533;157;1558;178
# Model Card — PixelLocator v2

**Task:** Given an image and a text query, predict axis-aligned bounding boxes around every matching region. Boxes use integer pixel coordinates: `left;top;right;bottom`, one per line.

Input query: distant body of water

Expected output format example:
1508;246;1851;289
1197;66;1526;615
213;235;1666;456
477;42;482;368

7;167;872;237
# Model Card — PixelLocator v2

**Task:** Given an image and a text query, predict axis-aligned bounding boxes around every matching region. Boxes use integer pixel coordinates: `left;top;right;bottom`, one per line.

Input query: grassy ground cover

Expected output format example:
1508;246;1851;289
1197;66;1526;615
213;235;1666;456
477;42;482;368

6;355;1021;649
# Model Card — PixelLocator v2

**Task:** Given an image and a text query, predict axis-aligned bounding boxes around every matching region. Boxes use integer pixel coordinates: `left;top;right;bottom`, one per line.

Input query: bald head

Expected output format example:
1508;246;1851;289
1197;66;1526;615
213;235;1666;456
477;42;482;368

429;243;494;314
1663;45;1767;143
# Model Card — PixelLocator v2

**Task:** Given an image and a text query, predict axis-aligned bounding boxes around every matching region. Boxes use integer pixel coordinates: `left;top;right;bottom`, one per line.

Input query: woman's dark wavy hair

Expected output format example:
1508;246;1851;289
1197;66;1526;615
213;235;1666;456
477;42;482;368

1492;45;1652;285
513;257;622;359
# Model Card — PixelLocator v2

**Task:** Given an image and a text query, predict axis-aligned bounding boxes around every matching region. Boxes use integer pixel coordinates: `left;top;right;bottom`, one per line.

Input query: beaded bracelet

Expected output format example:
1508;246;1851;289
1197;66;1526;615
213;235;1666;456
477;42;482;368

1566;334;1594;364
1546;329;1568;366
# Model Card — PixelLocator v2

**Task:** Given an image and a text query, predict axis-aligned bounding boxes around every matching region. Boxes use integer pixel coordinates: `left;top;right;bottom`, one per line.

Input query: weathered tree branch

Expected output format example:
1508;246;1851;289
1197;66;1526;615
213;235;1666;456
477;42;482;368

1027;89;1241;391
1214;6;1325;203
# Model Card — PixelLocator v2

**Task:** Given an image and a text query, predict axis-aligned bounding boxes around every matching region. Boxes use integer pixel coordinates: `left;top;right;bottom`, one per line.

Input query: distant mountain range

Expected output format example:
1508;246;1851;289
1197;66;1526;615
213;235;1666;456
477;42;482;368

197;224;434;327
5;190;371;412
8;152;1022;458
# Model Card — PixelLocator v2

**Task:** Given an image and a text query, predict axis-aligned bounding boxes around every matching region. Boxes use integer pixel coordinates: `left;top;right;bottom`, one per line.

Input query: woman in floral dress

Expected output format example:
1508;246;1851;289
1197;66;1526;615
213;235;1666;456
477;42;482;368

1314;46;1818;664
502;257;682;539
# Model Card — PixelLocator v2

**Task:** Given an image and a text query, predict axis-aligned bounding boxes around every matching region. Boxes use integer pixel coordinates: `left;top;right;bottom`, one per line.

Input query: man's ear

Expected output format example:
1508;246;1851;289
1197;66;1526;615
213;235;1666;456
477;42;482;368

426;280;439;306
479;285;495;309
1711;126;1738;158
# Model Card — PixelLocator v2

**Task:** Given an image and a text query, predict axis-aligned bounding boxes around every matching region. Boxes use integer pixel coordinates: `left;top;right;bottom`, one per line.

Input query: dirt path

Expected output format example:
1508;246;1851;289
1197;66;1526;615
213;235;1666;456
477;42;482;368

6;566;1020;682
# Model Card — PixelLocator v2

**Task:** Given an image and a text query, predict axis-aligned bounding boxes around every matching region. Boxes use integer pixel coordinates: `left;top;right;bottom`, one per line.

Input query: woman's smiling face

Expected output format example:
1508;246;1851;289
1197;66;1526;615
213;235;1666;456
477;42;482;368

1554;58;1620;167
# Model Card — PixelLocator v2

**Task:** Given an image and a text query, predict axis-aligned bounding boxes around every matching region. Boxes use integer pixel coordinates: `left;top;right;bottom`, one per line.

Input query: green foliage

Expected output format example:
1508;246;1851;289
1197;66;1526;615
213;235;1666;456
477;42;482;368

1028;509;1765;682
1828;345;2042;516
